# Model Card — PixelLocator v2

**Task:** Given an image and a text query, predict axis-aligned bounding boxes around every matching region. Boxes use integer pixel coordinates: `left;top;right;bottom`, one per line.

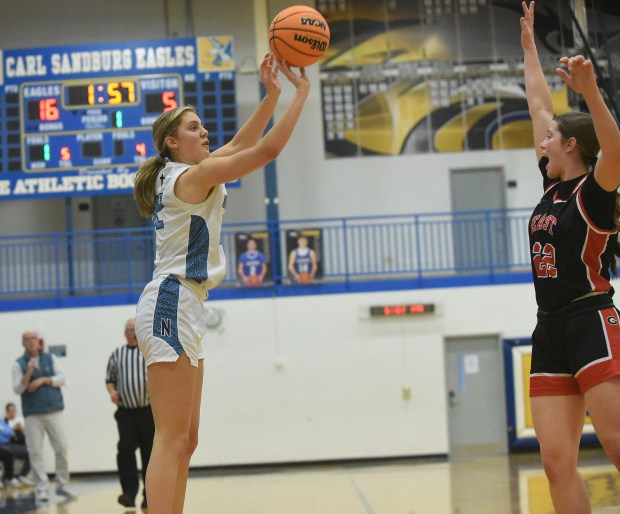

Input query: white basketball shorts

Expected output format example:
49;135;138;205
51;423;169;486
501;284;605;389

135;275;207;367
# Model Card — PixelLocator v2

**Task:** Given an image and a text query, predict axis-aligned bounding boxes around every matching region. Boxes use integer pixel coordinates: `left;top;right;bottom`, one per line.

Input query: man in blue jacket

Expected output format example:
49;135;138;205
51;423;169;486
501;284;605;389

12;330;74;502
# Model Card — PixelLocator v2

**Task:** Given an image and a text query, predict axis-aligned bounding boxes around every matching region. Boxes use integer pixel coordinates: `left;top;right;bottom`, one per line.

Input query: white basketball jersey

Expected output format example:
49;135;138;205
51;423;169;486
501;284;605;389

152;161;227;297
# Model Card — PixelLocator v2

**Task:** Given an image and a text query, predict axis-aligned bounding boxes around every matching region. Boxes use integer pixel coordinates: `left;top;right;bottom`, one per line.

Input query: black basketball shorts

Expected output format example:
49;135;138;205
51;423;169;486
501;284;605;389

530;294;620;396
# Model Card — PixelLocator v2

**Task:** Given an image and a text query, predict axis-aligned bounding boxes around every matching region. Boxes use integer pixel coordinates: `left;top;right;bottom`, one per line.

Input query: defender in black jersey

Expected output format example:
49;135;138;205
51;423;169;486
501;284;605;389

521;2;620;513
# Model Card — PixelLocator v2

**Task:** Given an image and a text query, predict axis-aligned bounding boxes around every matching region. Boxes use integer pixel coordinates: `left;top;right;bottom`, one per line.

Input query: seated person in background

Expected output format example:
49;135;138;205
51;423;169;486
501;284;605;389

5;402;25;445
0;416;31;488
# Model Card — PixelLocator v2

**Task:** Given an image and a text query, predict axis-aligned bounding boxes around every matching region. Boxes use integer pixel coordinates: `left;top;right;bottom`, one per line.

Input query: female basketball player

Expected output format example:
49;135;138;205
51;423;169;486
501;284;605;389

521;2;620;512
133;53;309;514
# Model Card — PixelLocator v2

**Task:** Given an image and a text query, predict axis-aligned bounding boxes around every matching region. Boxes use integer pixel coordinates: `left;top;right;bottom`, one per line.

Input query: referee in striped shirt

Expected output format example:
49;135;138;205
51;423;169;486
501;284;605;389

106;318;154;509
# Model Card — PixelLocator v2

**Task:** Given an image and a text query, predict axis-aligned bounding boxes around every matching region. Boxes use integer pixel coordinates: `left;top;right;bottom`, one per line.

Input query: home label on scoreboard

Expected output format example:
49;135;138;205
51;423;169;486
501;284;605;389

1;36;237;199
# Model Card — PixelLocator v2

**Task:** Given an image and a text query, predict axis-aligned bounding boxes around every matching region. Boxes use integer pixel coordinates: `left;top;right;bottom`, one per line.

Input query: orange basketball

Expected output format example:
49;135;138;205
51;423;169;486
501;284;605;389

298;272;313;284
245;275;262;287
268;5;330;68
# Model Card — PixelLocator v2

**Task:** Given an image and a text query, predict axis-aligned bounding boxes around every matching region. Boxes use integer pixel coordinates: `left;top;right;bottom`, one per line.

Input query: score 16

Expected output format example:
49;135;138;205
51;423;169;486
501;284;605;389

27;98;60;121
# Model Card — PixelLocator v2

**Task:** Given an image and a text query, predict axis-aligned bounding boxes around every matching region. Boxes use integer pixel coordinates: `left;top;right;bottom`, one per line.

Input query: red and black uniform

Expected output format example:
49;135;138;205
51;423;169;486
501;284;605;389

529;157;620;396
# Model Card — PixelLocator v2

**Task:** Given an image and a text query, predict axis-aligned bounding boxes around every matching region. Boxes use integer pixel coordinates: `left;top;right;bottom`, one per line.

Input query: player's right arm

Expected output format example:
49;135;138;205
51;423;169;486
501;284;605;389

211;53;281;158
177;62;309;192
521;1;553;162
556;56;620;191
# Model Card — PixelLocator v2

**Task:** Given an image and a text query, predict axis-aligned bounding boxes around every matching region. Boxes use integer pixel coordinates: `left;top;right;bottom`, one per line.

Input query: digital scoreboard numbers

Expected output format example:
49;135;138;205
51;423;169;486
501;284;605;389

1;36;236;199
369;303;435;317
21;75;182;172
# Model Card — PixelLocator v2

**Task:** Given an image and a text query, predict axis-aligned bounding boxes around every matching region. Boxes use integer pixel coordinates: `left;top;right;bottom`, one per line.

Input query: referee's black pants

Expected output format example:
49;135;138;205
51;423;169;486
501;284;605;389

114;406;155;500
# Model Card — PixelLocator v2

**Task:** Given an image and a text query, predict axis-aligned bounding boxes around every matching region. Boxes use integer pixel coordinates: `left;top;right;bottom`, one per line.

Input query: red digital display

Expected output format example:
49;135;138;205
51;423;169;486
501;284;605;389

27;99;60;121
369;304;435;317
162;91;178;111
145;91;178;113
135;143;146;156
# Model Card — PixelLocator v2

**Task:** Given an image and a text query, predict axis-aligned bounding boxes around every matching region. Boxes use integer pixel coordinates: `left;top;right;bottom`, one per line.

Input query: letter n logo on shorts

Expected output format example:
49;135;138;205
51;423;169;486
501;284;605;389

160;318;172;337
153;276;183;356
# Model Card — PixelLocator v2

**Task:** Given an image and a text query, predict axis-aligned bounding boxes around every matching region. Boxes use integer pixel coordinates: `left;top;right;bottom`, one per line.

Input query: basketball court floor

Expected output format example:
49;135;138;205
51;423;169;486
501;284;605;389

0;447;618;514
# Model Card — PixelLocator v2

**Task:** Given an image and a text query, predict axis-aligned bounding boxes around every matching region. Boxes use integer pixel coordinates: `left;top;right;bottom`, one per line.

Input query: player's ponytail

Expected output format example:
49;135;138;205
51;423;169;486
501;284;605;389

133;105;196;216
134;155;166;216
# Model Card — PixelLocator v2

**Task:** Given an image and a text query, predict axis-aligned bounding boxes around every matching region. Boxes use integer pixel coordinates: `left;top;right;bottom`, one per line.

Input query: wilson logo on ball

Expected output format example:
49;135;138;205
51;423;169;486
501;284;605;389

293;34;328;52
269;5;331;68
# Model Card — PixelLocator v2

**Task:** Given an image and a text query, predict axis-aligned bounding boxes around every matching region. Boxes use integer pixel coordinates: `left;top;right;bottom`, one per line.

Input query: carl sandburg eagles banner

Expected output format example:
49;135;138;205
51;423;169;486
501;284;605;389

0;36;236;199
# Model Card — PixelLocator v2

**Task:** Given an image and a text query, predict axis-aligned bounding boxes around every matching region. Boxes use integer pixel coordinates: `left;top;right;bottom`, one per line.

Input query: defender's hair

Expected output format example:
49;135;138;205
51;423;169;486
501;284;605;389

554;111;600;170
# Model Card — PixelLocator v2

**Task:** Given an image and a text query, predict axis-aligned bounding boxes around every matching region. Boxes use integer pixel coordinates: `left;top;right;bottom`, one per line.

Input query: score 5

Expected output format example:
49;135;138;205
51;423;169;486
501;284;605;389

145;91;178;113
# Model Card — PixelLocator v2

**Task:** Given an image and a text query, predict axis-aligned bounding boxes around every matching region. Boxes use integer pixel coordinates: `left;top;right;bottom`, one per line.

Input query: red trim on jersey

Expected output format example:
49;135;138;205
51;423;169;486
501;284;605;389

576;187;616;291
544;180;560;196
552;175;586;204
574;175;588;193
530;374;580;396
552;191;567;204
576;308;620;392
582;227;612;290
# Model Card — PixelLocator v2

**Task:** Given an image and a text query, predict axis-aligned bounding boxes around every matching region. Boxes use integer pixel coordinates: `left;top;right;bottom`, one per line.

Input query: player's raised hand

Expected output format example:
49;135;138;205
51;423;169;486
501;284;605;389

277;60;310;92
259;53;281;96
520;1;536;51
556;55;598;96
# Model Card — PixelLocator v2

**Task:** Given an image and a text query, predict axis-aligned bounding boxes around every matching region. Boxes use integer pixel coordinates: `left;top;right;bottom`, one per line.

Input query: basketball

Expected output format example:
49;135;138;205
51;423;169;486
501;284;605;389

298;272;313;284
268;5;330;68
245;275;263;287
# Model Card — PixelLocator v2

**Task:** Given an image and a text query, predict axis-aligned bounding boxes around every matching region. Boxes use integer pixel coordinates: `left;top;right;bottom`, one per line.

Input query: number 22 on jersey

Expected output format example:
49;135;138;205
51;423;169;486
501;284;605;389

532;242;557;278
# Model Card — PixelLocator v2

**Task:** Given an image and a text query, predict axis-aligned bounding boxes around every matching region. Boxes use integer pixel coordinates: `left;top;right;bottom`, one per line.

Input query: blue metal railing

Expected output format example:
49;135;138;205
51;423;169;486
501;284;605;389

0;208;533;304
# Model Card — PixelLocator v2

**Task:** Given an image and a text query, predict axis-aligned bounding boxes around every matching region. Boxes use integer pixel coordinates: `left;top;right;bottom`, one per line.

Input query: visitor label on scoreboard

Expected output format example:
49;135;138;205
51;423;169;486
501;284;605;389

0;36;236;199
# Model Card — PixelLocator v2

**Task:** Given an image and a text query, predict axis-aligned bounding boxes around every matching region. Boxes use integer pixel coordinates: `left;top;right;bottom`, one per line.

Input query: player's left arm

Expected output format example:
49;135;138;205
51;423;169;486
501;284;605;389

557;56;620;191
211;54;281;158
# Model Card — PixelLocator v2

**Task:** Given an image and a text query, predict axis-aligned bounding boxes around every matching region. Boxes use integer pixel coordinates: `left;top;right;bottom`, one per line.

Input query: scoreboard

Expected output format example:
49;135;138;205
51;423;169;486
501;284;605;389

21;75;183;173
1;36;237;199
